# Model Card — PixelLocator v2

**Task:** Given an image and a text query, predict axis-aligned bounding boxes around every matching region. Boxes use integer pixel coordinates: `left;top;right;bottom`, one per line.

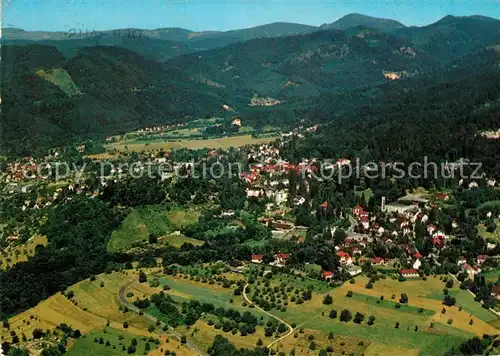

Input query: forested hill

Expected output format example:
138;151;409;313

0;45;227;157
281;51;500;175
320;13;406;32
167;16;500;100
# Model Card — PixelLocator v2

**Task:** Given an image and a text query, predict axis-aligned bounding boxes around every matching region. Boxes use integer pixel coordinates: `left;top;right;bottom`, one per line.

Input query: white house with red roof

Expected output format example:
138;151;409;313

337;251;353;265
322;271;334;281
360;216;370;230
353;205;365;217
427;224;437;235
463;263;481;279
371;257;384;265
273;252;290;266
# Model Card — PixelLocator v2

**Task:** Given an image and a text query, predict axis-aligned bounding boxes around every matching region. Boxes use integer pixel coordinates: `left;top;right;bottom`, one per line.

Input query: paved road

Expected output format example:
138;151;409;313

347;214;357;233
118;280;204;355
243;283;294;352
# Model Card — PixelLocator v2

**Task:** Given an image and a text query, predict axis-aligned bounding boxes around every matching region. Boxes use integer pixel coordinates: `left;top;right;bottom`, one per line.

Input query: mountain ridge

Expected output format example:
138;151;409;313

320;13;406;32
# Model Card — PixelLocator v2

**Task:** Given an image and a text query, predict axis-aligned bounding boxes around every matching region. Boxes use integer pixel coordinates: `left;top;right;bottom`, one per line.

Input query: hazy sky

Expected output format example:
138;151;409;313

3;0;499;32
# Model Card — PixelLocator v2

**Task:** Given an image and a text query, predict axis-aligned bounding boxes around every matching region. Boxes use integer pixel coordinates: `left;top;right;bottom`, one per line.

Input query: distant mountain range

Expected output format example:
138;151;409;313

1;13;499;157
4;14;498;61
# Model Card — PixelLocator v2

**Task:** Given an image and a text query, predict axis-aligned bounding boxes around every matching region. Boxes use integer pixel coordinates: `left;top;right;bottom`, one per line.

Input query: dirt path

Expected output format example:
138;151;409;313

243;283;294;352
119;280;204;355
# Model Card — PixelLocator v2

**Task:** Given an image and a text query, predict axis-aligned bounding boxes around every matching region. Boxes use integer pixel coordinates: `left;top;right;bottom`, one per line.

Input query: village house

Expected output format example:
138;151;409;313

487;242;497;250
476;255;488;265
322;271;334;281
469;181;479;189
435;193;449;201
337;251;353;265
250;254;264;264
273;252;290;266
400;269;419;278
371;257;384;265
491;285;500;300
360;216;370;230
352;205;365;217
463;263;481;279
352;247;362;255
272;220;294;231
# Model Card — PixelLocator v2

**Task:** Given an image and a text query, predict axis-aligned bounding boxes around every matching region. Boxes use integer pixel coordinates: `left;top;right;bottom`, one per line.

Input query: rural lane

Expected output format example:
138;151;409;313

243;283;294;352
118;280;204;355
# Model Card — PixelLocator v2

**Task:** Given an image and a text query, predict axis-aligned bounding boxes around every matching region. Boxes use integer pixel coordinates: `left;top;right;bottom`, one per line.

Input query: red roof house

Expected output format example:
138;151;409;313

322;271;334;280
250;254;264;263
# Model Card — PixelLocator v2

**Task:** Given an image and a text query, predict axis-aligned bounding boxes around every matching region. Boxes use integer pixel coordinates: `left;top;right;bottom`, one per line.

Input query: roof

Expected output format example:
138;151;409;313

400;269;418;275
435;193;449;200
251;254;264;260
275;252;290;259
414;252;423;259
477;255;488;260
320;201;328;208
491;285;500;294
322;271;334;277
337;251;351;259
372;257;384;263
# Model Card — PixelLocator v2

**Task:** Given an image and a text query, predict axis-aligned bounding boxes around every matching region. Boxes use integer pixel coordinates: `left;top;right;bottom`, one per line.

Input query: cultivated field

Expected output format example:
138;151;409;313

107;134;277;153
268;275;499;355
1;269;193;355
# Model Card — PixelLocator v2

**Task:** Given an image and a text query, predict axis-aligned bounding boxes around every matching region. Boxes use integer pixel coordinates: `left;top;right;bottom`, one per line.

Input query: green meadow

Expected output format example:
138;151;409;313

67;328;157;356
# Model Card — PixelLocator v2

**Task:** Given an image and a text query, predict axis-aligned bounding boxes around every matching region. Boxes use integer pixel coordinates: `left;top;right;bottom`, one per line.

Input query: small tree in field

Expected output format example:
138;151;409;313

323;294;333;305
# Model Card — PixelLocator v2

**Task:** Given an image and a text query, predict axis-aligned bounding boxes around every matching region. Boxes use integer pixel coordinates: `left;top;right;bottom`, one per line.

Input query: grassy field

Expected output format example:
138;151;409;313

67;327;157;356
35;68;82;96
166;208;201;230
273;328;370;356
483;268;500;282
108;206;201;252
0;235;48;270
159;232;204;248
477;218;500;241
107;134;277;153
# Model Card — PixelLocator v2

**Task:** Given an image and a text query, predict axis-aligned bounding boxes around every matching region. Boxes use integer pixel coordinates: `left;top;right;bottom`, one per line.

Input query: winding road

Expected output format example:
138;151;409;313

118;280;204;355
243;283;294;352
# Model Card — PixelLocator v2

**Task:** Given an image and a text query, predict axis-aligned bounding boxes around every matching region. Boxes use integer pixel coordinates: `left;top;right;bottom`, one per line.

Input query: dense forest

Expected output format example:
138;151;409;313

281;51;500;175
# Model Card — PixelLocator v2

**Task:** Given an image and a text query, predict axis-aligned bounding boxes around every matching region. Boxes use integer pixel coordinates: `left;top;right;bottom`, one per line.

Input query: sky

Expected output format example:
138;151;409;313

3;0;499;32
